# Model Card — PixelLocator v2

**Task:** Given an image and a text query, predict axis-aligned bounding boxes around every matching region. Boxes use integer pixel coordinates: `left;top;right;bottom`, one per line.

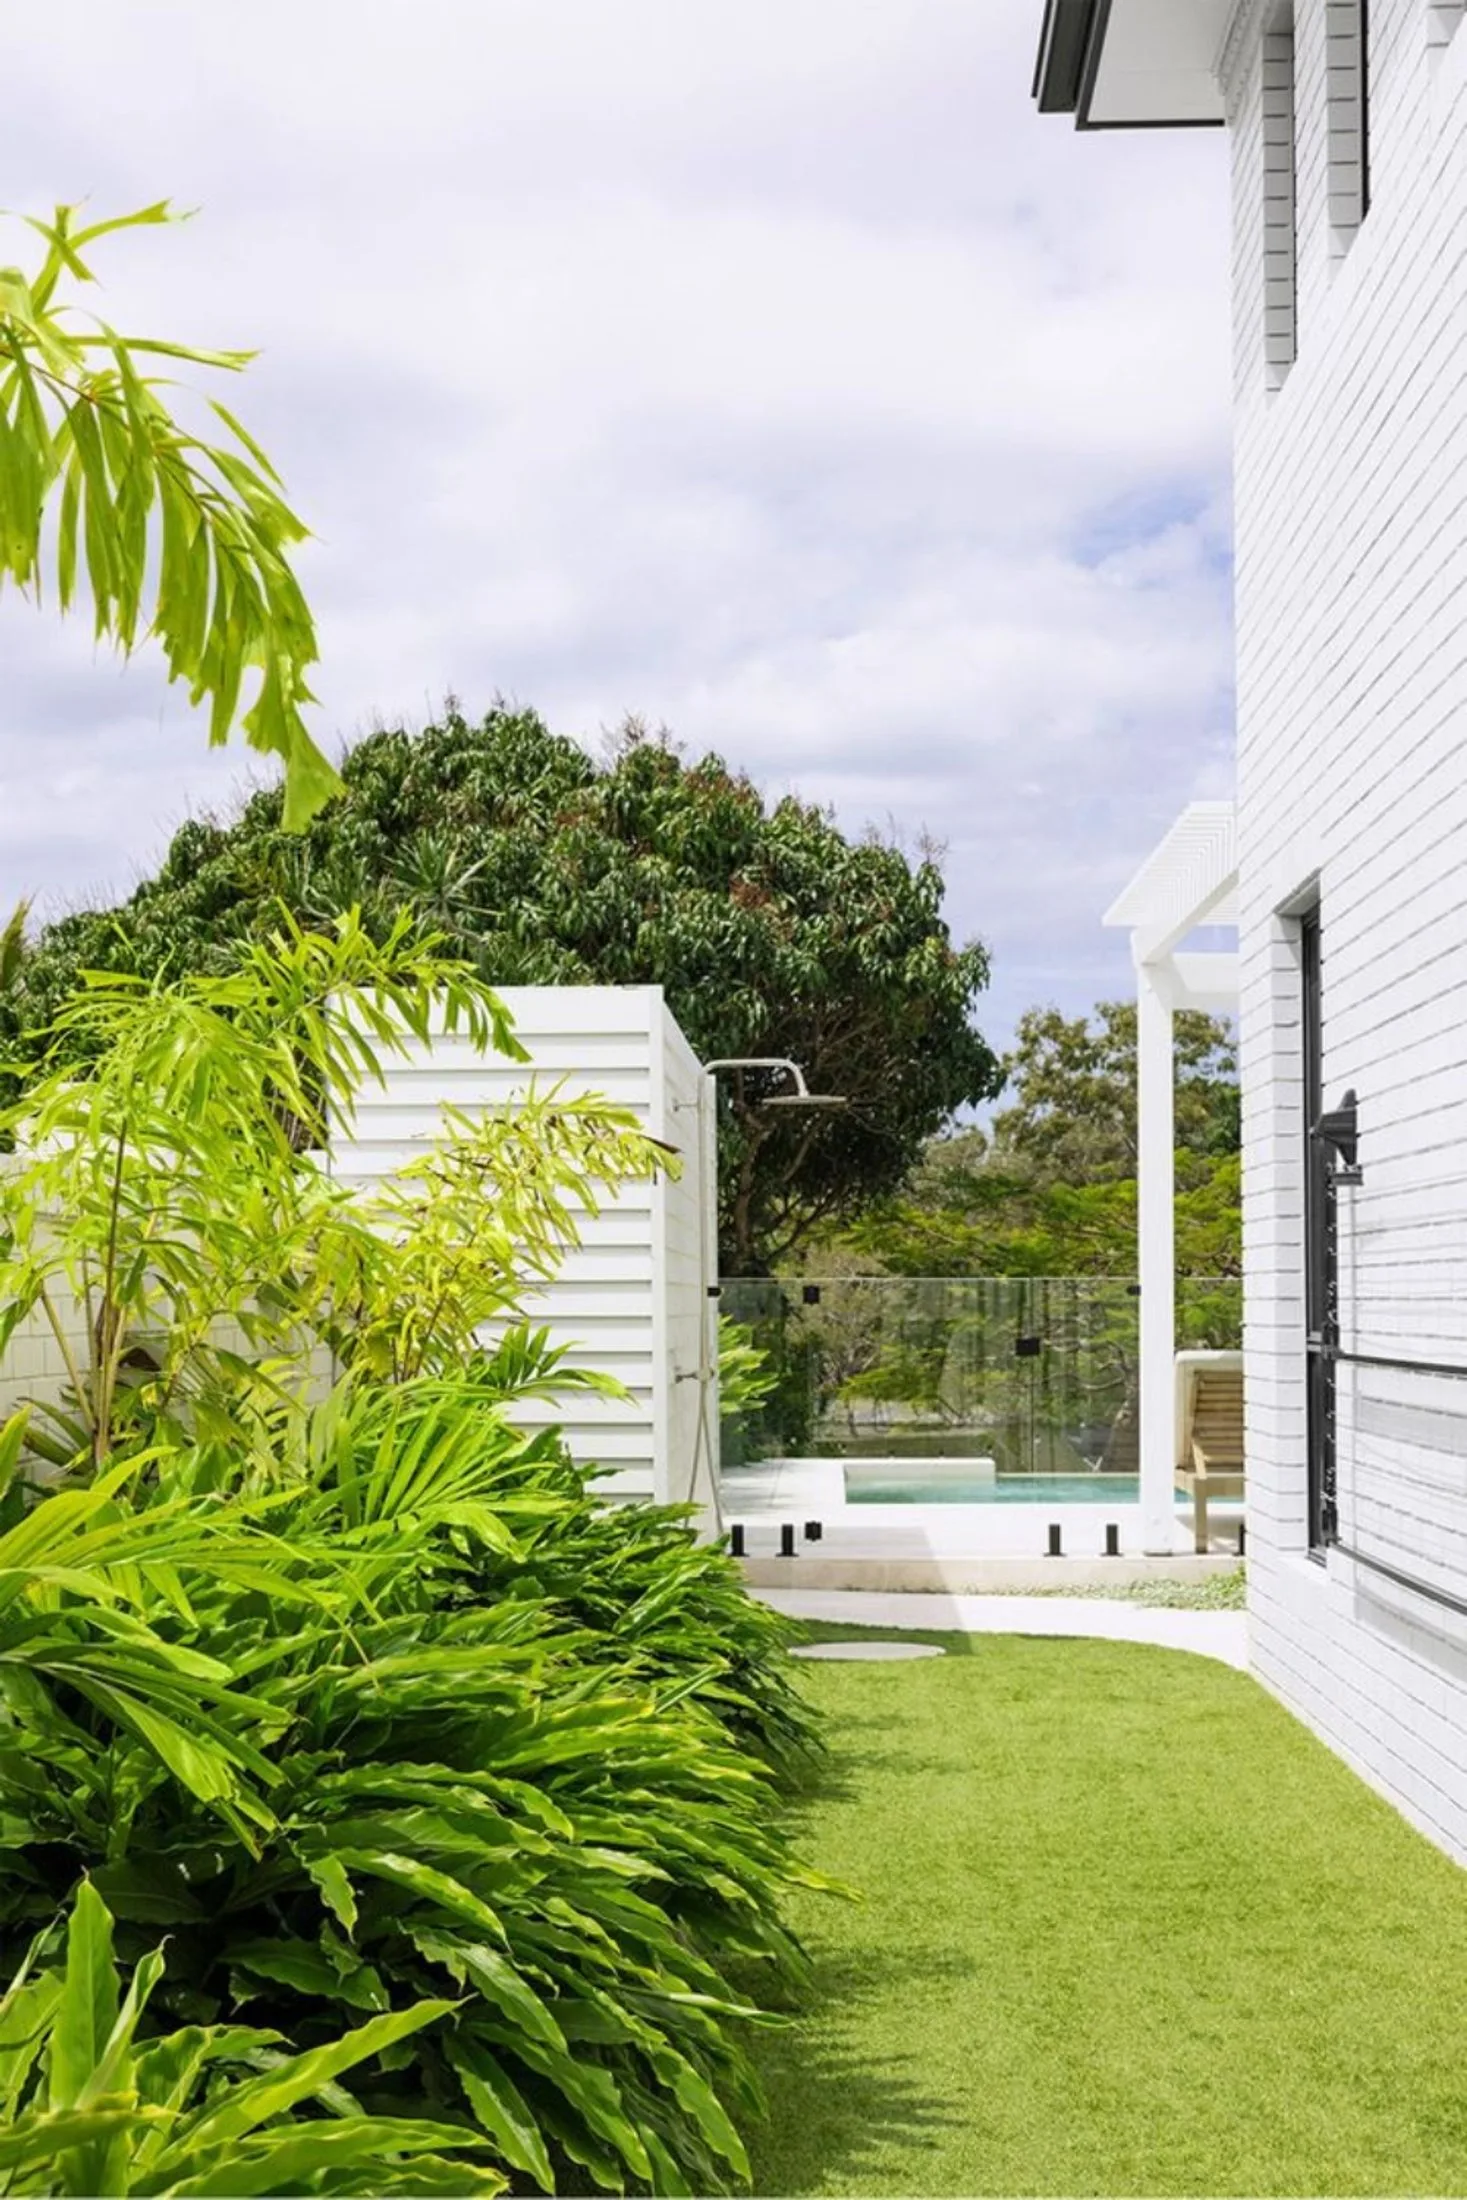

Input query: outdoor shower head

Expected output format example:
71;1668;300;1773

701;1056;847;1110
759;1090;848;1109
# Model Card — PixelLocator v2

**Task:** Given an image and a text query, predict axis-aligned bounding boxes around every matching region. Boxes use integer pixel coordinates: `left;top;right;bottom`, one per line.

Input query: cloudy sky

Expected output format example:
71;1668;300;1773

2;0;1233;1056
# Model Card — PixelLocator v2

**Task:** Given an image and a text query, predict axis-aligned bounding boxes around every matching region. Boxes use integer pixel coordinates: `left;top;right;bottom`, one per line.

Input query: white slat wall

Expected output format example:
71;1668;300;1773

332;985;715;1510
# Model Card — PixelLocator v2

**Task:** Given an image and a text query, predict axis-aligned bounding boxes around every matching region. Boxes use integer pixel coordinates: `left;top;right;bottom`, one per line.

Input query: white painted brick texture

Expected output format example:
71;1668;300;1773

1228;0;1467;1854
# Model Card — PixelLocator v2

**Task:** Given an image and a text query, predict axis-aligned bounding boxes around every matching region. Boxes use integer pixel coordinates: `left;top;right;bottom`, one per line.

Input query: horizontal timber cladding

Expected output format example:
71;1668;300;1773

1228;0;1467;1857
331;985;715;1510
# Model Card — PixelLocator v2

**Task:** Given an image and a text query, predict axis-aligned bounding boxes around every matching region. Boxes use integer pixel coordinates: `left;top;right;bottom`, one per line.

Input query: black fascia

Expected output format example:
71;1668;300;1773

1032;0;1100;113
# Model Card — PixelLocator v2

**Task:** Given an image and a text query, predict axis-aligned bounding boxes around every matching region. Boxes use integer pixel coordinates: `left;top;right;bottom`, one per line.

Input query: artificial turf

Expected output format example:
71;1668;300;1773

749;1627;1467;2196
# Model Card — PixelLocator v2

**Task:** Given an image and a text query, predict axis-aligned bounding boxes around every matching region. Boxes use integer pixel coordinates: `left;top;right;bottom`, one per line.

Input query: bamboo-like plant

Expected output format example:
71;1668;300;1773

0;203;339;825
0;911;668;1467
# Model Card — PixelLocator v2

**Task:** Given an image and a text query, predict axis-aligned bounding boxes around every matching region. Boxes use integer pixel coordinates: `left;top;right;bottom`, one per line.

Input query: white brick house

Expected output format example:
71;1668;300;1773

1038;0;1467;1860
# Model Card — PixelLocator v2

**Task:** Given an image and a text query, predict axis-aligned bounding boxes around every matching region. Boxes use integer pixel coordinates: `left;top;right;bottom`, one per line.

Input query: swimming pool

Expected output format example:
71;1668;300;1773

845;1471;1142;1505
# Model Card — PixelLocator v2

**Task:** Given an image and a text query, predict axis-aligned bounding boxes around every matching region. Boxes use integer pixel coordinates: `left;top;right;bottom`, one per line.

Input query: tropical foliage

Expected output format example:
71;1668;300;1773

0;924;821;2195
0;706;1001;1270
0;1882;496;2197
0;202;337;825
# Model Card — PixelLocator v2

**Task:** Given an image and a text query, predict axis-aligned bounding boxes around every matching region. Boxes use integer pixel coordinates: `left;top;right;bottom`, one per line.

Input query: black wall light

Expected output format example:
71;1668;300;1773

1314;1089;1362;1183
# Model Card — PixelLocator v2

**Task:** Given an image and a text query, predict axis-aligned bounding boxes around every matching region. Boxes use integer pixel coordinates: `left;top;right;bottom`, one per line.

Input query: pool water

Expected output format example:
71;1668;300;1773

846;1472;1142;1505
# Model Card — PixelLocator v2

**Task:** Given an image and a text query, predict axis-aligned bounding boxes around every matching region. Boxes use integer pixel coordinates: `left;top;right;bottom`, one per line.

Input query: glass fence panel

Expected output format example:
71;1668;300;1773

720;1275;1243;1476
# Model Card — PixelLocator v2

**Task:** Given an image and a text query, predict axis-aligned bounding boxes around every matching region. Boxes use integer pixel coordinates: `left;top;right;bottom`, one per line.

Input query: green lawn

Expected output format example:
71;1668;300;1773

749;1628;1467;2197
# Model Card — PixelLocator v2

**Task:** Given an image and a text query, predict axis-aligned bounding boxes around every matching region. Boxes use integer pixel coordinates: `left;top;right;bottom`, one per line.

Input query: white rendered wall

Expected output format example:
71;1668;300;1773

1226;0;1467;1857
332;985;718;1512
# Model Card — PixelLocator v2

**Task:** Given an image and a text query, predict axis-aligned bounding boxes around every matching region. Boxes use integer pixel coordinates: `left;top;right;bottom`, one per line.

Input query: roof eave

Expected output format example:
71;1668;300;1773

1032;0;1228;131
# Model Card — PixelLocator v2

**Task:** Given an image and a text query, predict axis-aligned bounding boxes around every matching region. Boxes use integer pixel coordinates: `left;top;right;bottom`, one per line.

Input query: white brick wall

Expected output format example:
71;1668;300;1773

0;1294;92;1428
1227;0;1467;1856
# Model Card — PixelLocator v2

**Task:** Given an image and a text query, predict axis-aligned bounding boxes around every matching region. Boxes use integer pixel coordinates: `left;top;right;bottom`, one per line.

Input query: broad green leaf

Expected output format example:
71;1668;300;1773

641;2126;696;2197
301;1848;358;1936
0;2103;164;2173
409;1928;564;2050
505;2034;653;2184
131;2024;279;2118
163;1997;455;2156
0;1974;62;2119
48;1880;118;2113
326;1848;508;1943
229;1937;387;2011
89;1858;206;1926
650;2045;750;2177
449;2033;557;2191
165;2116;505;2199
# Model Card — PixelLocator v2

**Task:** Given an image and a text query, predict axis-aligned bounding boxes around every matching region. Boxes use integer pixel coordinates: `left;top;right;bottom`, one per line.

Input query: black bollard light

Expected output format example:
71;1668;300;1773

779;1523;796;1559
730;1524;745;1558
1047;1522;1062;1558
1104;1522;1120;1558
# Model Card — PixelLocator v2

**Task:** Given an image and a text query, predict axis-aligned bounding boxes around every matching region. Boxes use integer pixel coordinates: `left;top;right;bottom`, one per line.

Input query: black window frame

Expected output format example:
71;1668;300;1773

1301;907;1336;1552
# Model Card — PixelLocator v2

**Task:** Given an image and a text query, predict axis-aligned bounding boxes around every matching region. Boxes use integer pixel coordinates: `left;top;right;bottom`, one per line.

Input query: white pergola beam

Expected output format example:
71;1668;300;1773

1158;950;1240;1012
1132;874;1239;969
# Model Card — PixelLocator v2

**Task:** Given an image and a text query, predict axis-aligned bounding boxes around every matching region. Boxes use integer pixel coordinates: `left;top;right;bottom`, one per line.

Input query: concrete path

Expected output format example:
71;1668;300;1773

753;1586;1250;1671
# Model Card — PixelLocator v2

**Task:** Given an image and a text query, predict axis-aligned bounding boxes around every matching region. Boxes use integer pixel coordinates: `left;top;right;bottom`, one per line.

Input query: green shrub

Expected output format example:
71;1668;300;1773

0;1882;501;2197
0;923;826;2193
465;1446;818;1773
0;1378;821;2194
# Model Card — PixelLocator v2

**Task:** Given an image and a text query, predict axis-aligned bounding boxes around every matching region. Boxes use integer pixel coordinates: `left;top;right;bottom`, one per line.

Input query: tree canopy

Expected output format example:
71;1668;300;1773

993;999;1239;1184
833;1000;1241;1280
0;201;338;823
7;704;1000;1271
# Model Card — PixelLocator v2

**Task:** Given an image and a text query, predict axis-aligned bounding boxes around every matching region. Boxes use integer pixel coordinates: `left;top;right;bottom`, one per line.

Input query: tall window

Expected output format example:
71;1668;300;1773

1302;908;1336;1551
1327;0;1370;239
1262;11;1297;379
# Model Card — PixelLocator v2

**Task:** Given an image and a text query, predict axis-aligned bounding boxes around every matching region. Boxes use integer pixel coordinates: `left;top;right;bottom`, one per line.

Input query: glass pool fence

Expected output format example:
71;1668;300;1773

719;1275;1242;1482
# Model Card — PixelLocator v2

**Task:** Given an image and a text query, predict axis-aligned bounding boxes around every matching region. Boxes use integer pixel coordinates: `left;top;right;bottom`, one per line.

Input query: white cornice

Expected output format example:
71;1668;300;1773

1216;0;1269;105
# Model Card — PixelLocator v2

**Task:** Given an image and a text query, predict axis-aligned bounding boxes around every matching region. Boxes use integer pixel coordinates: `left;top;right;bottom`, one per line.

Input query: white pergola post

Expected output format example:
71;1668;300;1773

1104;802;1240;1560
1137;962;1176;1553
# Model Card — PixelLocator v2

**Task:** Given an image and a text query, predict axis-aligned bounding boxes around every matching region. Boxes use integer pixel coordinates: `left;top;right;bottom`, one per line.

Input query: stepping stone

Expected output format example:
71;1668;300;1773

791;1640;945;1661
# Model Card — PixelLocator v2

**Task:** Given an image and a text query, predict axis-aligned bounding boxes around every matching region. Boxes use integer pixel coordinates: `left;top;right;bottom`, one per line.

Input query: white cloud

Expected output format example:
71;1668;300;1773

0;0;1234;1052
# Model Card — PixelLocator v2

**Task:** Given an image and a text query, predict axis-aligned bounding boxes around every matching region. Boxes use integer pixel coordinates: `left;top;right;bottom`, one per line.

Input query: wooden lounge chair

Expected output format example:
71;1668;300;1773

1174;1356;1245;1553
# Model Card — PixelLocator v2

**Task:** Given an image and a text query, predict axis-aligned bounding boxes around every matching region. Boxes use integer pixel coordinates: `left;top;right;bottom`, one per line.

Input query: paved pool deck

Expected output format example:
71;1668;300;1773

752;1586;1251;1671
